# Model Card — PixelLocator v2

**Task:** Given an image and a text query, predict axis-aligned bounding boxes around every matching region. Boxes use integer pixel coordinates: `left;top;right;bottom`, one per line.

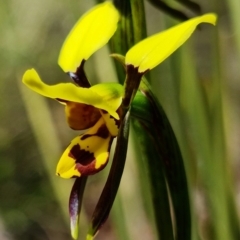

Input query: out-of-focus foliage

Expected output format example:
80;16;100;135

0;0;97;239
1;0;240;240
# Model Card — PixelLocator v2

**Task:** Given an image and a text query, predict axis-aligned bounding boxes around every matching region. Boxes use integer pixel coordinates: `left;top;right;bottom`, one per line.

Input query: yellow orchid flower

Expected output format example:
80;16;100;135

22;1;217;180
22;2;122;178
21;1;218;239
22;68;123;178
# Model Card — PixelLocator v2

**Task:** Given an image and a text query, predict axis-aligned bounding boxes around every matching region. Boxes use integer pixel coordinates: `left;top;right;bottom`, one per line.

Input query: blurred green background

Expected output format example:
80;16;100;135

1;0;240;239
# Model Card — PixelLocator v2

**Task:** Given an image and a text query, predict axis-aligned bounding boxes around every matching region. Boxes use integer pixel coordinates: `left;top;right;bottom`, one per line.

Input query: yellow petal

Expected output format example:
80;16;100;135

100;110;119;137
22;68;123;119
56;117;113;178
58;2;119;72
126;13;217;72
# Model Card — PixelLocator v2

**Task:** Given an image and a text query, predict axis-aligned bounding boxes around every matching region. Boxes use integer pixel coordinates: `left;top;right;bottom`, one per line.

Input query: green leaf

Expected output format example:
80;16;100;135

147;0;189;21
131;117;174;240
131;79;191;240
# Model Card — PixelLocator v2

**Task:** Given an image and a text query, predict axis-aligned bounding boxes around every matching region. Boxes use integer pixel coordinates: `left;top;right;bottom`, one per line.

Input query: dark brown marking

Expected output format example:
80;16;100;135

69;144;95;166
68;142;111;176
56;98;68;103
81;124;109;140
68;143;98;176
96;124;109;138
66;102;101;130
123;64;148;108
101;110;108;114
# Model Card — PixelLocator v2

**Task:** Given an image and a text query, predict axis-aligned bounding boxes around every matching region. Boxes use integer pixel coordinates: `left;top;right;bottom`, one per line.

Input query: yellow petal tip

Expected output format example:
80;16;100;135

22;68;46;93
126;12;218;72
22;68;38;84
58;2;119;72
202;13;217;26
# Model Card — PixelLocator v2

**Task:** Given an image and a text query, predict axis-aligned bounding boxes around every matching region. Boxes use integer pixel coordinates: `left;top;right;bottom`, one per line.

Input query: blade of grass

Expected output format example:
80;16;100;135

18;80;70;220
131;116;174;240
227;0;240;56
207;20;240;239
137;79;191;240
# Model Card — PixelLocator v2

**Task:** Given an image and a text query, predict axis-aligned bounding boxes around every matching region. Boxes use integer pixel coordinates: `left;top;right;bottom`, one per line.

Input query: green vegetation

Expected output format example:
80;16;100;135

0;0;239;239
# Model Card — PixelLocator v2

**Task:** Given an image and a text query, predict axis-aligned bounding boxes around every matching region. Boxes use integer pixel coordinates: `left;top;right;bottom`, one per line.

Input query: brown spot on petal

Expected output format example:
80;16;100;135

96;124;110;138
75;163;97;176
68;143;110;176
101;110;108;114
81;124;109;140
69;144;97;176
65;102;101;130
69;144;95;166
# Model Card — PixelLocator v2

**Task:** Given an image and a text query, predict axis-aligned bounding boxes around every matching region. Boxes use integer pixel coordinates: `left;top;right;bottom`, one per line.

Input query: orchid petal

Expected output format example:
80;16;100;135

100;110;119;137
58;2;119;72
64;102;101;130
22;69;123;119
126;13;217;72
56;117;113;178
